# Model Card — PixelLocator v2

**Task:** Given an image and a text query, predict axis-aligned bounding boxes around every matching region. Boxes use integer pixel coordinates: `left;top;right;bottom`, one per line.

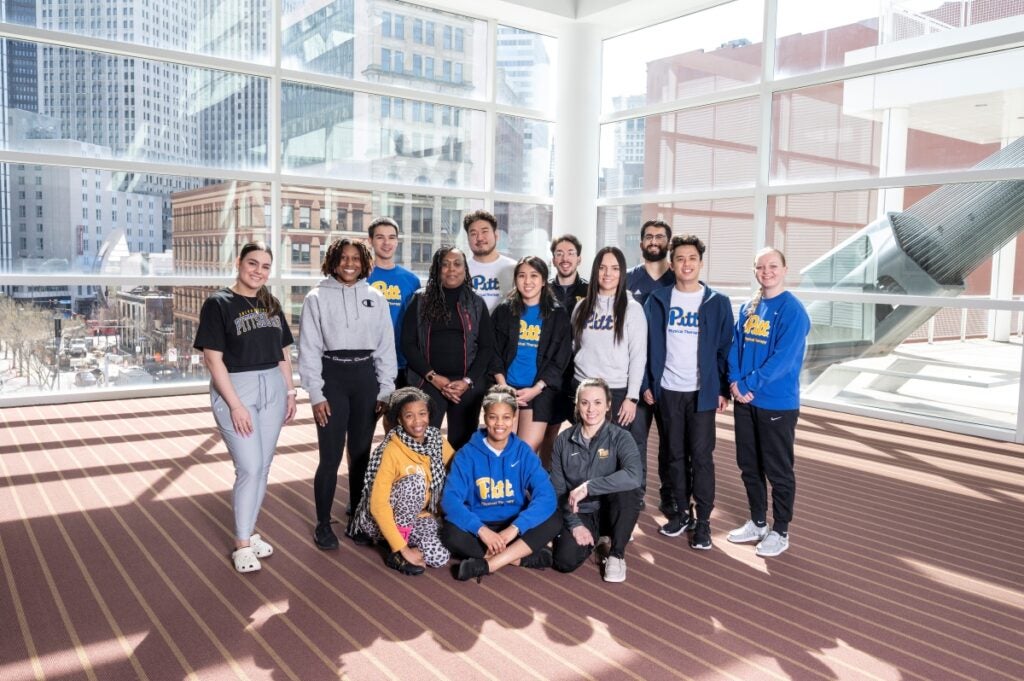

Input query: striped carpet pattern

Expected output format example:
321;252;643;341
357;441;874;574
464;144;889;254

1;396;1022;681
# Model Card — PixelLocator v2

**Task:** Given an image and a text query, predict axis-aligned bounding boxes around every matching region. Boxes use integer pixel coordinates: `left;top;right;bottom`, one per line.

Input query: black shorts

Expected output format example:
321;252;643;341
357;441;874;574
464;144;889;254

512;385;562;424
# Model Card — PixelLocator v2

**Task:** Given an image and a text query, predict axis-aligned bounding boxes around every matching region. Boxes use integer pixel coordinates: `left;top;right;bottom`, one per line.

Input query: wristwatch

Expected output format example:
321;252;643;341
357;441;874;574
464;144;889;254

463;376;474;387
628;397;639;404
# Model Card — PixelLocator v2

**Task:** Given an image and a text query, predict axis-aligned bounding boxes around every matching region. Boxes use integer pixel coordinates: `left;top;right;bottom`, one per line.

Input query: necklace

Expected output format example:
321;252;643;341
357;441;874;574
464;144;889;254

232;287;261;311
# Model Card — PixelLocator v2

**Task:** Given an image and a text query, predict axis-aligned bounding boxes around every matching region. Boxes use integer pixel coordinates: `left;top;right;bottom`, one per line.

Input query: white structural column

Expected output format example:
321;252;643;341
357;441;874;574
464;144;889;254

552;21;603;256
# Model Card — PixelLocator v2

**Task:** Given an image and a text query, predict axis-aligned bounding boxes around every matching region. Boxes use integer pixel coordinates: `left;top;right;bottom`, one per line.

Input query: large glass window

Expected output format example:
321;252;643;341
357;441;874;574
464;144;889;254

493;202;553;261
799;304;1020;431
4;0;268;62
495;116;555;196
771;50;1024;184
601;0;764;115
599;98;759;198
496;26;558;113
769;184;1024;301
281;0;489;100
281;83;486;189
2;43;268;170
776;0;1024;78
598;198;755;286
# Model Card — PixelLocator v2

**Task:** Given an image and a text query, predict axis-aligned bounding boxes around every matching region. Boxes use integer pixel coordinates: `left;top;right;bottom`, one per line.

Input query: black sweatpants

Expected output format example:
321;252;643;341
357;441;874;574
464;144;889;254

733;402;798;534
441;511;562;558
659;389;717;521
635;399;672;504
552;488;643;572
313;358;378;523
420;377;486;450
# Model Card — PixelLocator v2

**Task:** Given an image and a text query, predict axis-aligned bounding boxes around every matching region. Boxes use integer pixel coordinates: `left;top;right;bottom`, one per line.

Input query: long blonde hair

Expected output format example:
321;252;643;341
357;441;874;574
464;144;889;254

747;247;787;318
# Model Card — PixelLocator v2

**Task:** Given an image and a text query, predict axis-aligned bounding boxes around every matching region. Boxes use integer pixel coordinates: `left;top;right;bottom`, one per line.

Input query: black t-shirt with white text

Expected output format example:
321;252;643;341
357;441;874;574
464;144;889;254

193;288;294;373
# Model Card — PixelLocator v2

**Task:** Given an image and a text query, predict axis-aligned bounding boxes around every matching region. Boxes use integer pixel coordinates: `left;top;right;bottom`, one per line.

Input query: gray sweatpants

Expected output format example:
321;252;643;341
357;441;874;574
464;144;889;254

210;367;287;541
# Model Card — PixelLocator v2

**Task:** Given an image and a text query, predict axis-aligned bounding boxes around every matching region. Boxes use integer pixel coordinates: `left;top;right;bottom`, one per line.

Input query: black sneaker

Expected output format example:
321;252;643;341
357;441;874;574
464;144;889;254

519;547;553;570
313;521;339;550
659;513;696;537
385;550;425;576
690;520;712;550
456;557;490;582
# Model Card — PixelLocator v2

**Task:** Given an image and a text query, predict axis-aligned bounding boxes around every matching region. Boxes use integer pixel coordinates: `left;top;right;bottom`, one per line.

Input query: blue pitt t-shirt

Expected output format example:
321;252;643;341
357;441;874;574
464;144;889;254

506;304;541;388
367;264;421;369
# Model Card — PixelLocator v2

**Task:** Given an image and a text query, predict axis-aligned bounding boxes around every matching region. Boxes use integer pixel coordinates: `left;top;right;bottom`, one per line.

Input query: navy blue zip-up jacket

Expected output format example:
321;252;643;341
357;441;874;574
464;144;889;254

642;282;734;412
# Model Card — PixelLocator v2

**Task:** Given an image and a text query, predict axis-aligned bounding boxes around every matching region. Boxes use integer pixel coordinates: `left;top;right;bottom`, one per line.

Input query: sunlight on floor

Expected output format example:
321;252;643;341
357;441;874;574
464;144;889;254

901;557;1024;610
0;632;147;681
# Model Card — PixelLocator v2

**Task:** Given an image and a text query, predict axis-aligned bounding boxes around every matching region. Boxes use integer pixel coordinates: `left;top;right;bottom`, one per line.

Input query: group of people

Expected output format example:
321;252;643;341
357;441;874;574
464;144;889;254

193;210;810;583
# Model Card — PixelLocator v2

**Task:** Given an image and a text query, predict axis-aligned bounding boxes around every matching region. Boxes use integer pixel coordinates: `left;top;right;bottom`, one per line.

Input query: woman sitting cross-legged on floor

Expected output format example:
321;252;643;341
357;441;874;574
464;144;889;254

441;384;561;581
351;387;455;575
550;378;644;583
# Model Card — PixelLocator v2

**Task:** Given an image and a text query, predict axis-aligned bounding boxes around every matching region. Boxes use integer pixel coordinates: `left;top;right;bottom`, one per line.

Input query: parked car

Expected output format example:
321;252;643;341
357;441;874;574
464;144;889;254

148;367;183;382
74;370;98;387
114;367;154;386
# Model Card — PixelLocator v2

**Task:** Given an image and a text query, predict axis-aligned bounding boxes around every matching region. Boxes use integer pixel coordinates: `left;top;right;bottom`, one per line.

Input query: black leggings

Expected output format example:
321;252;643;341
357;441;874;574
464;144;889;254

552;488;643;571
313;358;378;523
419;378;486;450
441;511;562;558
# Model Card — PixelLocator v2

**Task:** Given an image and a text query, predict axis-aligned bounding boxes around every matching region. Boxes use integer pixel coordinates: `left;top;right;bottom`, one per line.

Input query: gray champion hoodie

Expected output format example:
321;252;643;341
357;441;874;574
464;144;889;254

298;277;397;405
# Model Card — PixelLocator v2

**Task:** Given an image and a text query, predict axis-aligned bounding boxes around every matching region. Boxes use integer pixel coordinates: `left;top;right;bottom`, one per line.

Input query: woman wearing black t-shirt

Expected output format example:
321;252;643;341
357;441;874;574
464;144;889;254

193;242;297;573
401;246;494;449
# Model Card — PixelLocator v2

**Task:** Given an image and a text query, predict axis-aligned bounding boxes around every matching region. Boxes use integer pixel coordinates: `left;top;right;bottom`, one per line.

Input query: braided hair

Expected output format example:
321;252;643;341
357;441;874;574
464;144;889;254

747;247;787;318
421;246;473;323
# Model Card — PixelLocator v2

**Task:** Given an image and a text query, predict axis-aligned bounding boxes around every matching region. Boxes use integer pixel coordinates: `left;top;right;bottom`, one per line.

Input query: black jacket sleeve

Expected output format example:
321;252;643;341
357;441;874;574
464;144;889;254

536;307;572;391
490;303;514;377
400;293;432;378
467;302;495;383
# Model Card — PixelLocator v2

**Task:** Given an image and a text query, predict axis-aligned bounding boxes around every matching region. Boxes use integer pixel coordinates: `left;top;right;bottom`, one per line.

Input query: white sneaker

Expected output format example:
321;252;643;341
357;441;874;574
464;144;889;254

603;556;627;583
755;531;789;557
727;520;769;544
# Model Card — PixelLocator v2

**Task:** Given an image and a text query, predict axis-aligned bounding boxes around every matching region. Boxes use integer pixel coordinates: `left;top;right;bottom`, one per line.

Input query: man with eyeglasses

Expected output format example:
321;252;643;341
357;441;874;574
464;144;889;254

626;219;676;515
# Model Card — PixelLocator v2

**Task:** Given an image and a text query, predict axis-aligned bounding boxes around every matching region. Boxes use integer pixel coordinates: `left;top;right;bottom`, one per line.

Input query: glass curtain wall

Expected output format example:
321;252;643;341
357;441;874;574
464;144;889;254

598;0;1024;440
0;1;556;400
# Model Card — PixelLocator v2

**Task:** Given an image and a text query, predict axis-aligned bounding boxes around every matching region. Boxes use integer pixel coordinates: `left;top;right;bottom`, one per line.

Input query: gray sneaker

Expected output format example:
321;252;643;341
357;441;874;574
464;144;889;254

727;520;769;544
755;531;789;557
603;555;627;583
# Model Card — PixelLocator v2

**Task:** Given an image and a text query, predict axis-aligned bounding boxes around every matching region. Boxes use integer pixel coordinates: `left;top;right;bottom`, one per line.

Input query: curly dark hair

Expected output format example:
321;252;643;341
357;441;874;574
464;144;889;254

506;256;556;318
320;238;373;280
669;234;706;260
421;246;473;323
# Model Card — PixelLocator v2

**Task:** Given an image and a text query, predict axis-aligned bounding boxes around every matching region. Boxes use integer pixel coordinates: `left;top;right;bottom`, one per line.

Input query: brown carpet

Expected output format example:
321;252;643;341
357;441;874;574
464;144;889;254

1;396;1022;681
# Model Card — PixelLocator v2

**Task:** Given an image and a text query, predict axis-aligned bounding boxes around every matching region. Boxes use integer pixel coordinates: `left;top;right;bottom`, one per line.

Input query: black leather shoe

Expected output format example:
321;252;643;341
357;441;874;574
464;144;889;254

456;557;490;582
385;550;425;576
313;521;339;550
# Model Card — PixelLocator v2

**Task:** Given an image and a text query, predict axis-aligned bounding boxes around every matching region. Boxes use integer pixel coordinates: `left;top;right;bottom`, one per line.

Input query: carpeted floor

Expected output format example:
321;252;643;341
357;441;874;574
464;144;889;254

1;395;1022;680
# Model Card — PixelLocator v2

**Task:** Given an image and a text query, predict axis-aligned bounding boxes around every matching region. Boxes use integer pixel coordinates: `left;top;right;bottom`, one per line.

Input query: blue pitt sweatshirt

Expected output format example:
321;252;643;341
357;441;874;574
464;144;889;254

441;429;556;535
728;291;810;410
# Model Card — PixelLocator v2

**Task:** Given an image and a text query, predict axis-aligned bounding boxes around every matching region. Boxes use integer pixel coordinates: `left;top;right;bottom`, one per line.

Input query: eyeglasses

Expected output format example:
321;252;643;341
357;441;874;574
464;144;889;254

642;234;668;243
